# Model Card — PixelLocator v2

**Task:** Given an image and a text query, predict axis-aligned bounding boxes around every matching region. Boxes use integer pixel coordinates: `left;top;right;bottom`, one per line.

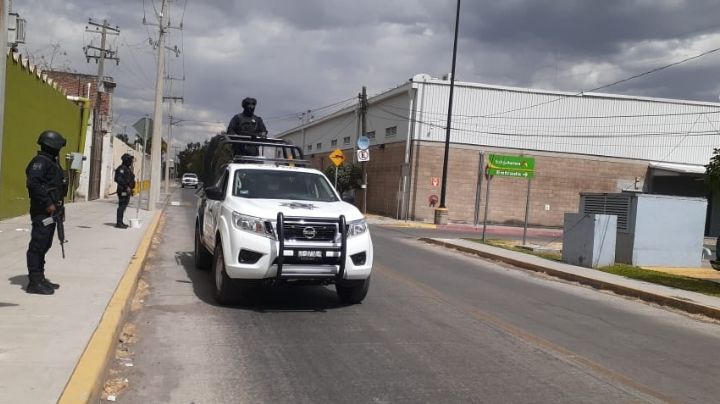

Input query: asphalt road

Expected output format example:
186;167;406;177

113;187;720;403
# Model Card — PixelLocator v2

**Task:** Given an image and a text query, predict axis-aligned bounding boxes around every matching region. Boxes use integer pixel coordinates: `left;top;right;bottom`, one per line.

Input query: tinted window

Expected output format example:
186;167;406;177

232;170;338;202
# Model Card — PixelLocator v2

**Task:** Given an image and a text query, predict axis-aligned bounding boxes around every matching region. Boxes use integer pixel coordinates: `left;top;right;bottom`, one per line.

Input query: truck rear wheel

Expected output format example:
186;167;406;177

336;276;370;304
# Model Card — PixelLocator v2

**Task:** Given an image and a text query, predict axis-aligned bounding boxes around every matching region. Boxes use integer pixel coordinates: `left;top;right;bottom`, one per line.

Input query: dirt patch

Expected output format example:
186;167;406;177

131;278;150;312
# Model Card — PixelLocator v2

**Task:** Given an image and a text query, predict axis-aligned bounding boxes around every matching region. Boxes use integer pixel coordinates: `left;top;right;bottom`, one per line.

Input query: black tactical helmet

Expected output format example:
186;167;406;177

121;153;134;165
242;97;257;108
37;130;67;151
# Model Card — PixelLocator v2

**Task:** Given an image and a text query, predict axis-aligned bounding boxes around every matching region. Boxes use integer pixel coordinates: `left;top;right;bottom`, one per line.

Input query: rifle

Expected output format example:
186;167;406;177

43;187;67;259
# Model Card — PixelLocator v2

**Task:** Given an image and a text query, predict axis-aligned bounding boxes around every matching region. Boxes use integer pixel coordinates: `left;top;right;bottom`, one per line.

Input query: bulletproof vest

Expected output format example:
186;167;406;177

233;114;262;135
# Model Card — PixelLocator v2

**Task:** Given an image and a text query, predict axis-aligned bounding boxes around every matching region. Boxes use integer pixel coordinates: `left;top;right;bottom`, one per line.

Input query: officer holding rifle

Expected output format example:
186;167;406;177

25;130;67;295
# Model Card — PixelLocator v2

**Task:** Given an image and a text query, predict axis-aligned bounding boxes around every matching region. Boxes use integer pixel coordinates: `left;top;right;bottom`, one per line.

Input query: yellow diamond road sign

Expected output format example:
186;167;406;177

329;148;345;167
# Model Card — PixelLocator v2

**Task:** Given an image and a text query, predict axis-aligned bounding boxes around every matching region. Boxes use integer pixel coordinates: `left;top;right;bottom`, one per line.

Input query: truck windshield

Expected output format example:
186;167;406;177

232;170;339;202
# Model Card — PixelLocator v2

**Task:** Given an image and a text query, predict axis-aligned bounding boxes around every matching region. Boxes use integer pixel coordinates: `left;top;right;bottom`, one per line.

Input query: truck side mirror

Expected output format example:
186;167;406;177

205;186;224;201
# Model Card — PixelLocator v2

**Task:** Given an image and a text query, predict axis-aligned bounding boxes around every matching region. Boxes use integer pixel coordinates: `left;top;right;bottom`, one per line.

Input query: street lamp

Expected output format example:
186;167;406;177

435;0;461;225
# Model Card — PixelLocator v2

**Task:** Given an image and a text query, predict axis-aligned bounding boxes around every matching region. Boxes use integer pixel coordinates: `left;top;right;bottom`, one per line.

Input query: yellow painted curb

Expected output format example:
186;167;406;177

57;211;162;404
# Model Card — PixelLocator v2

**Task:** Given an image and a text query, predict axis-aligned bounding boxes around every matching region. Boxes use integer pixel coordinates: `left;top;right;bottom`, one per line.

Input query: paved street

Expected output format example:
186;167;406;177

113;188;720;403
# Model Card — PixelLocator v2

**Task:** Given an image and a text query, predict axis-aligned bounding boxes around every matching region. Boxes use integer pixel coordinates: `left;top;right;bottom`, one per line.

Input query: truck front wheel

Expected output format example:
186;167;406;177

194;223;212;270
212;241;240;305
336;276;370;304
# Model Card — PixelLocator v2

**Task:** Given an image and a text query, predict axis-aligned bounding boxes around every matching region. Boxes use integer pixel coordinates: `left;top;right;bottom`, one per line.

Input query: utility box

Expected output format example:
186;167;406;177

562;213;617;268
580;192;707;267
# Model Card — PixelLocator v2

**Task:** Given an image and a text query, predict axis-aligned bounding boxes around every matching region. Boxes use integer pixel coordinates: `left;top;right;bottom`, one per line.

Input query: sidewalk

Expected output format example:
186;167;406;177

0;197;159;404
366;214;563;238
424;238;720;320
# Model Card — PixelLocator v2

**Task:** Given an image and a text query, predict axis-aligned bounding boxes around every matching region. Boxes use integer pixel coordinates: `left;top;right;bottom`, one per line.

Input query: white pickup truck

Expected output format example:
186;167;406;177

194;135;373;305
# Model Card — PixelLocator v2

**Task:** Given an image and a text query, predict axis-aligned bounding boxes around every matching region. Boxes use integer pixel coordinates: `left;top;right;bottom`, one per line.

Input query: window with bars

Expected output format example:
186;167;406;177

331;139;337;147
343;136;351;145
366;131;376;140
307;144;313;152
385;126;397;138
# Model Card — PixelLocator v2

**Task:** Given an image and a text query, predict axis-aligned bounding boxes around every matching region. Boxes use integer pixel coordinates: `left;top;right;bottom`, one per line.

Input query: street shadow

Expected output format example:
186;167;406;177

175;250;347;313
0;302;20;308
8;275;27;291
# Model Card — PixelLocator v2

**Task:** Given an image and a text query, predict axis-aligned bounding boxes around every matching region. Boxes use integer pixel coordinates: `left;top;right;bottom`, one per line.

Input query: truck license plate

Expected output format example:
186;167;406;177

298;250;323;259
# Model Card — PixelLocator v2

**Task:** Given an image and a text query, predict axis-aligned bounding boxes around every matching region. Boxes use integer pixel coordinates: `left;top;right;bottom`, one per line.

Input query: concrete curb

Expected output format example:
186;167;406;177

421;238;720;321
57;211;163;404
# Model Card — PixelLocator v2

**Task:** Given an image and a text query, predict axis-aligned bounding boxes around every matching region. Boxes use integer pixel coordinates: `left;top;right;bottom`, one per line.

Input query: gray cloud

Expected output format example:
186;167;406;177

13;0;720;150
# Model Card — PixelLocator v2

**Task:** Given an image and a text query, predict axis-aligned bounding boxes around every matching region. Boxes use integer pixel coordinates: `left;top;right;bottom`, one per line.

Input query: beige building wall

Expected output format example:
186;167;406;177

407;142;650;227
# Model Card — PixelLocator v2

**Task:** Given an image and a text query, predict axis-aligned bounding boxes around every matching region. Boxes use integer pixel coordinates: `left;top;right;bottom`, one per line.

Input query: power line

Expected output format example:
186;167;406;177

380;101;720;121
478;45;720;119
372;107;720;140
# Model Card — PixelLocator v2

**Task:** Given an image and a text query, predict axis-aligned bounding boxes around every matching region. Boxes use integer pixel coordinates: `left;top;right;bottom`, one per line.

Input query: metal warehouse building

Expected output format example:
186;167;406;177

277;74;720;235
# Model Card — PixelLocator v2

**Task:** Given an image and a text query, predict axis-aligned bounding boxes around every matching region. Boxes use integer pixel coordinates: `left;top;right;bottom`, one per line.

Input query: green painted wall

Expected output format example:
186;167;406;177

0;54;89;219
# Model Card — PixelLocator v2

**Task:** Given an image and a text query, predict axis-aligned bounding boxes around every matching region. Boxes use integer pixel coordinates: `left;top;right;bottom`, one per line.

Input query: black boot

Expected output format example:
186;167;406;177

115;223;129;229
27;273;54;295
41;273;60;290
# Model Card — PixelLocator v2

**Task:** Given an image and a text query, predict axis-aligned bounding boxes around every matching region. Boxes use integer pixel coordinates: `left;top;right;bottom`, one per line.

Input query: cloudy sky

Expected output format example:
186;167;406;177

13;0;720;151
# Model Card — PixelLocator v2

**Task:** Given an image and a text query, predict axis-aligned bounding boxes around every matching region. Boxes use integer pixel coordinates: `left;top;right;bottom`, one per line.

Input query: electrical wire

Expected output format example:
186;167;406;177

374;107;720;139
474;46;720;119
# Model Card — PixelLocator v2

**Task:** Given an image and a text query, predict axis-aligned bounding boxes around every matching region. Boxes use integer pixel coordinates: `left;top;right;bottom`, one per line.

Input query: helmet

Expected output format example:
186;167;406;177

242;97;257;109
37;130;67;151
121;153;134;165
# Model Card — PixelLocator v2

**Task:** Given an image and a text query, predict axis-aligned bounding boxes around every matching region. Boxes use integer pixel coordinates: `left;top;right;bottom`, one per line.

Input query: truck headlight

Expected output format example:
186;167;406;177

347;219;368;238
232;212;275;239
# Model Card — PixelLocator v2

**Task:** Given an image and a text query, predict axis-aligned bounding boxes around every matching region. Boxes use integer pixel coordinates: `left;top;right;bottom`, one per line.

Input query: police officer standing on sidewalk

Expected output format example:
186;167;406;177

114;153;136;228
25;130;67;295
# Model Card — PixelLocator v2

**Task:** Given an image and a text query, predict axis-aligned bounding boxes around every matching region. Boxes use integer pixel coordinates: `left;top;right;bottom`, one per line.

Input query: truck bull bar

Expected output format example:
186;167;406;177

275;212;348;283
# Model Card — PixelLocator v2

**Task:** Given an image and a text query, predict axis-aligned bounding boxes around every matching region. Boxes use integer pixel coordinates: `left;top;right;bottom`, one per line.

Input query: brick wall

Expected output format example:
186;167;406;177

305;143;406;216
45;71;113;118
409;142;650;227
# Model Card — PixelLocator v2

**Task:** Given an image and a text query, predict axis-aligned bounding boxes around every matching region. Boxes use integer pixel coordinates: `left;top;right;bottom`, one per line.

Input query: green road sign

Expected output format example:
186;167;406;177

487;154;535;179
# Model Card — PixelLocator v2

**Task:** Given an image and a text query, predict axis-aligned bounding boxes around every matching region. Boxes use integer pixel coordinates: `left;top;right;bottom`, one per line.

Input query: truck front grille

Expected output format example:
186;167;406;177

283;222;337;242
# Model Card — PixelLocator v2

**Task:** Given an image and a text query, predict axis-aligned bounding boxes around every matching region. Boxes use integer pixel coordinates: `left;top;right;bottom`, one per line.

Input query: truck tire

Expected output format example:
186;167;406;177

194;222;212;270
212;240;239;305
336;276;370;304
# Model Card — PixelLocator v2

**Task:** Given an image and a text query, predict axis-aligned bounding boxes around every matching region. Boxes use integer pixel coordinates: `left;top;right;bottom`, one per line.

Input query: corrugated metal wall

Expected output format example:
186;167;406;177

413;79;720;166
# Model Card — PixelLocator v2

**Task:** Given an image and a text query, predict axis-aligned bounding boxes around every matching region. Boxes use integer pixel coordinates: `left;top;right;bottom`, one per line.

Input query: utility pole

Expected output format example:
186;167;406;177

146;0;181;209
84;18;120;200
163;93;183;194
148;0;167;210
0;0;9;187
298;110;312;151
360;86;368;214
436;0;461;225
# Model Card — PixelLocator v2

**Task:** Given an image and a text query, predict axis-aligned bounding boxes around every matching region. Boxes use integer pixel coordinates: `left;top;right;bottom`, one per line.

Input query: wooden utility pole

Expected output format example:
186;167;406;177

84;18;120;200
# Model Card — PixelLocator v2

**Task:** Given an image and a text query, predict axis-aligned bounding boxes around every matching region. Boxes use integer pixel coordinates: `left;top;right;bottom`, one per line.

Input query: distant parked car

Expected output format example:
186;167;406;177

181;173;199;189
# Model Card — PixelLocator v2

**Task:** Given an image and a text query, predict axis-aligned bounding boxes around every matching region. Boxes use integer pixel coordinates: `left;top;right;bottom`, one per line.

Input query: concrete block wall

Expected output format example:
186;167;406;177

409;142;650;227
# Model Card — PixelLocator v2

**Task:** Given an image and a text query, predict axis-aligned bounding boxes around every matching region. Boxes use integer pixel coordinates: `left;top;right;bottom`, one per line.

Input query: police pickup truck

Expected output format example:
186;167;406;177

194;135;373;305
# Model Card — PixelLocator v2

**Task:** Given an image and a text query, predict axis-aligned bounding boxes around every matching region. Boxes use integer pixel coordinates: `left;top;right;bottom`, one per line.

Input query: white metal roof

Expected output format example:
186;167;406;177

277;74;720;166
411;75;720;166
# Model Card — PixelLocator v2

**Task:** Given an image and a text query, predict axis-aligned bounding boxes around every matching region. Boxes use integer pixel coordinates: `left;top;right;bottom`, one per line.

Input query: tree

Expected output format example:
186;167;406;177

324;163;362;195
705;148;720;193
176;141;209;180
705;148;720;263
115;133;132;147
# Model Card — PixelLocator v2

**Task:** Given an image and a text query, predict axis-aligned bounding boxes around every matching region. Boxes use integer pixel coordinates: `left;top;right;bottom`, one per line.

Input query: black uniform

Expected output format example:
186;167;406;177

226;113;267;137
26;151;65;278
114;160;136;227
